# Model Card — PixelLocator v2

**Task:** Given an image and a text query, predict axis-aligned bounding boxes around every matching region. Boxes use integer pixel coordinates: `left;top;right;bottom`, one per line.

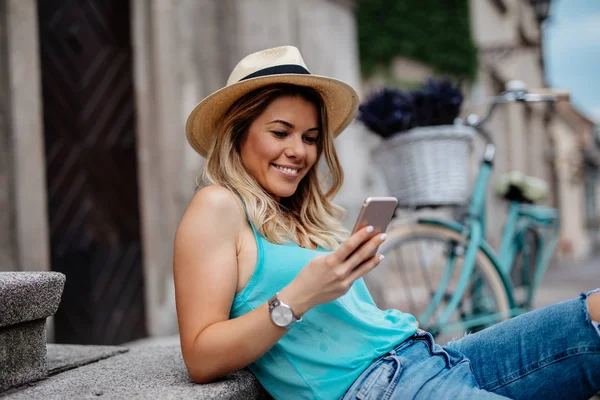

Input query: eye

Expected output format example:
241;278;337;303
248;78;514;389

303;136;318;144
271;131;288;138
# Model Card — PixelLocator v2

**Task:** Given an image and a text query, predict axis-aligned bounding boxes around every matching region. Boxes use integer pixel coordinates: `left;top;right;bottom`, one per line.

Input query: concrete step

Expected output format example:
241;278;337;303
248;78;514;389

3;338;268;399
0;272;65;392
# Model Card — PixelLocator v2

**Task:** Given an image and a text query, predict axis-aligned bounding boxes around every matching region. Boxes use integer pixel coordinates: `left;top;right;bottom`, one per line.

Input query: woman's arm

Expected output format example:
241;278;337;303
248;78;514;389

174;186;289;383
174;185;386;383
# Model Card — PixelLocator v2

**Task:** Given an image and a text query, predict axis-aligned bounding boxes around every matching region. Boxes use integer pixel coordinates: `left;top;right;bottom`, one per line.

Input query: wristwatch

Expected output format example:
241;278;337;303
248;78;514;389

268;293;302;328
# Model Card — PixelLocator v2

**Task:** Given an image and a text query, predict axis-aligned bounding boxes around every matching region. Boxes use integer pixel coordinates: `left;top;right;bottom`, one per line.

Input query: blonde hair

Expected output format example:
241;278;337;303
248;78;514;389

200;84;349;249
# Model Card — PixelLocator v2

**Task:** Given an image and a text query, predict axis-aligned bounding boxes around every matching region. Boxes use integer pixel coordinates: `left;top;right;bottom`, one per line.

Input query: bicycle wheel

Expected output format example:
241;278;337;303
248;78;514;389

367;222;510;342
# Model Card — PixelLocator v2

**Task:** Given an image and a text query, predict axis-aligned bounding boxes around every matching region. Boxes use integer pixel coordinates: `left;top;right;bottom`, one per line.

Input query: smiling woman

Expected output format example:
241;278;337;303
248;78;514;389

200;82;348;251
240;94;320;202
173;46;600;400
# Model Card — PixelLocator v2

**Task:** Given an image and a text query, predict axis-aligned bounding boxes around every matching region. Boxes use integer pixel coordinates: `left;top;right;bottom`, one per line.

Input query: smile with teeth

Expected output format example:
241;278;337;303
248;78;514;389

272;164;301;177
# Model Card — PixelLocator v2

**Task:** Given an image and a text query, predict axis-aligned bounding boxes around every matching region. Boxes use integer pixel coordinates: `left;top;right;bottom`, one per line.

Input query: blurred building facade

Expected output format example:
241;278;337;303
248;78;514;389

469;0;600;259
362;0;600;260
552;102;600;256
0;0;363;343
1;0;598;344
469;0;554;250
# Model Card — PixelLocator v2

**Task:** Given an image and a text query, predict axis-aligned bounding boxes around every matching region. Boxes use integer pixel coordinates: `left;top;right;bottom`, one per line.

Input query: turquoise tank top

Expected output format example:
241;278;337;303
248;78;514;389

230;217;418;400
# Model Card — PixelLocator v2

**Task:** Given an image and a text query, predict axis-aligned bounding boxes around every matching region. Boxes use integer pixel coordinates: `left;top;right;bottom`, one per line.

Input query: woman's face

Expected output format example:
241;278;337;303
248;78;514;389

240;95;320;201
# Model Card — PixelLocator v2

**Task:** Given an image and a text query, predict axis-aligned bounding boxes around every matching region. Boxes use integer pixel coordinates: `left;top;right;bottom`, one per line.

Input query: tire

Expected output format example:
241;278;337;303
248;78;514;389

364;222;510;341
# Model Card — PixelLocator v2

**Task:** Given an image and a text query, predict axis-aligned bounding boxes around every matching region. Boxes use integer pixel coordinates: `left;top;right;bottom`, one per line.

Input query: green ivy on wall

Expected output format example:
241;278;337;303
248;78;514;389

356;0;478;79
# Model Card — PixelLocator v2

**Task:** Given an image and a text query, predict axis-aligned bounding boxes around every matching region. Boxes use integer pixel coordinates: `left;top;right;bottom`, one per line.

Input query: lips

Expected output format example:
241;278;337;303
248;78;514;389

271;163;301;178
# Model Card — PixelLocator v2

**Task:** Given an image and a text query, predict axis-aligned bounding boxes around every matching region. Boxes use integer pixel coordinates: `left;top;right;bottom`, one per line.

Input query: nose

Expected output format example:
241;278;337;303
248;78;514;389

284;135;307;160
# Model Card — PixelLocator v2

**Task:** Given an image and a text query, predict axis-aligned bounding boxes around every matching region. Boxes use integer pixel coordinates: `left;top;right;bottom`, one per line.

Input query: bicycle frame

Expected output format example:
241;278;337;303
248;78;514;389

497;202;560;307
416;155;560;332
467;155;560;290
395;83;566;334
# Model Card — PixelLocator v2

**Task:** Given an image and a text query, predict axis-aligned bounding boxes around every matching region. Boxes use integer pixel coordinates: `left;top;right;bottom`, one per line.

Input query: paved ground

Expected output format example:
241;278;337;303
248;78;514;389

533;253;600;309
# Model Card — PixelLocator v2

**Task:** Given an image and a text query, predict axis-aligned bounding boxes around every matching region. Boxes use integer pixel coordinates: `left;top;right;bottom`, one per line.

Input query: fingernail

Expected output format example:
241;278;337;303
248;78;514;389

380;233;387;241
378;254;385;261
366;226;374;233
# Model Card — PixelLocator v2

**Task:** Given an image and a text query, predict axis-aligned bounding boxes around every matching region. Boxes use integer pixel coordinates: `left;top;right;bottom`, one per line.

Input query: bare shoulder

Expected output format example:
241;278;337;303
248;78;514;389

177;185;245;238
174;185;244;357
189;185;243;218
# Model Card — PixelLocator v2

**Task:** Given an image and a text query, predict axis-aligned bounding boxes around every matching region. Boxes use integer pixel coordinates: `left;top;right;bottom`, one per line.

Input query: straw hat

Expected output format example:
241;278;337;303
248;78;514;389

185;46;359;157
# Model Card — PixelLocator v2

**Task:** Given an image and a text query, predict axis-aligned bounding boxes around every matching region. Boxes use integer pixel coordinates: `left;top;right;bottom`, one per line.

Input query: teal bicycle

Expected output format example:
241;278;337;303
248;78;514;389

377;82;569;338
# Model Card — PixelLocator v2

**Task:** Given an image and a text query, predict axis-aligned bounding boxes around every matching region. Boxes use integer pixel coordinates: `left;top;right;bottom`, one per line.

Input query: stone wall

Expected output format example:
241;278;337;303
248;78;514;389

0;0;17;270
0;0;49;273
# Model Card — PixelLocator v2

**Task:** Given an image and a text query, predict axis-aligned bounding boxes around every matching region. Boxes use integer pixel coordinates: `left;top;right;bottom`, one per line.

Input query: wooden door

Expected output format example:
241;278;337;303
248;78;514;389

38;0;147;344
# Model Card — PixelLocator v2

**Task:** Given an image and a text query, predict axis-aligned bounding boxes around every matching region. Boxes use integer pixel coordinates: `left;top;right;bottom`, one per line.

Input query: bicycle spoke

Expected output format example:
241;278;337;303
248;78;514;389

394;246;418;313
418;240;436;296
377;224;510;341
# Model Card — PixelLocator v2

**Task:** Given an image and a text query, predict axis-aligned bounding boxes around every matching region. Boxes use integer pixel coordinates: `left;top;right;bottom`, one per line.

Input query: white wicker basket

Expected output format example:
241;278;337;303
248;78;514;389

373;124;476;207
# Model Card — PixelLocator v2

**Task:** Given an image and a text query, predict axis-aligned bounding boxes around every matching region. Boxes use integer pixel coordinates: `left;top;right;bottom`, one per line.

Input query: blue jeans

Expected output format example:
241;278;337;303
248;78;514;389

342;289;600;399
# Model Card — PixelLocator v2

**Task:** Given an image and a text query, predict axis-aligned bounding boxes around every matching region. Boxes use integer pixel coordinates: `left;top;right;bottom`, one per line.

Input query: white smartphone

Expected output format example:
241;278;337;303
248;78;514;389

351;197;398;234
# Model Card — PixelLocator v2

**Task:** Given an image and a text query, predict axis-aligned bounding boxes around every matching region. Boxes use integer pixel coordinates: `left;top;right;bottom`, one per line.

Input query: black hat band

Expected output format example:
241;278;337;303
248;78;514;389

240;64;311;81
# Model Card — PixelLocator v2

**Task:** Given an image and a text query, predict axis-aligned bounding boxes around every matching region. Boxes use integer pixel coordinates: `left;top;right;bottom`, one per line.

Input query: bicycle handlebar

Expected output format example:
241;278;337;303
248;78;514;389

522;89;570;103
465;81;570;131
463;81;570;151
459;81;570;162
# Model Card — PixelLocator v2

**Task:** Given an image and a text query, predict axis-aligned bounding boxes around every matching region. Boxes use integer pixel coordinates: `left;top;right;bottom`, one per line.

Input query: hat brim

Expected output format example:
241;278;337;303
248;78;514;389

185;74;359;157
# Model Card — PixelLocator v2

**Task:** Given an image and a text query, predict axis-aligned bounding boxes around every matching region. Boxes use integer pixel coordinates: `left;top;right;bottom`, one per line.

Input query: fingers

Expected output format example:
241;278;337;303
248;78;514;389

323;227;386;292
344;231;387;269
347;253;384;283
333;225;378;262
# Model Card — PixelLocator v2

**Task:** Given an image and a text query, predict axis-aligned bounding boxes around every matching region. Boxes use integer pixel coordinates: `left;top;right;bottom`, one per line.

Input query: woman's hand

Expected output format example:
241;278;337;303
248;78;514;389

279;226;386;316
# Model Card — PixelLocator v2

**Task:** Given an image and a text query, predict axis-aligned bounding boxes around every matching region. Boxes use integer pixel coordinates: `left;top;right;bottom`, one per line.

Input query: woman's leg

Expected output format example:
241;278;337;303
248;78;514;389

445;289;600;400
588;290;600;335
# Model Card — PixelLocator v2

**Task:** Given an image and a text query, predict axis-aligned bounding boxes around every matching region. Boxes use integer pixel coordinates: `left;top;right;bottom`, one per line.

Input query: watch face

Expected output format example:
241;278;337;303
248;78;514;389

271;305;294;327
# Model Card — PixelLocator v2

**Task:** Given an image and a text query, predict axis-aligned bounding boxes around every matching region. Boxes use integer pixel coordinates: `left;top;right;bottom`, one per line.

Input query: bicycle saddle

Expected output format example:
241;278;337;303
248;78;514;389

496;171;549;204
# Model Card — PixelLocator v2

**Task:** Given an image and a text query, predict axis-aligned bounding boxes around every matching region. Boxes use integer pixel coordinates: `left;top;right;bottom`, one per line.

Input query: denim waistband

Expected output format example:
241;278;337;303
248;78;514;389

342;330;473;399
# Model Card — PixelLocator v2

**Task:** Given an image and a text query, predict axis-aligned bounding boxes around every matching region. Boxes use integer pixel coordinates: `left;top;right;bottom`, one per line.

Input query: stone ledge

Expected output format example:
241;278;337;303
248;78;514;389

47;344;129;375
0;319;47;392
4;338;270;399
0;272;65;327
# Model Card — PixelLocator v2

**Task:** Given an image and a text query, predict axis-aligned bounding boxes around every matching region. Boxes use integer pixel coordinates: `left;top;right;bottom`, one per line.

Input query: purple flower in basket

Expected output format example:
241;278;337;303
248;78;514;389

358;78;464;138
423;78;464;126
358;88;414;138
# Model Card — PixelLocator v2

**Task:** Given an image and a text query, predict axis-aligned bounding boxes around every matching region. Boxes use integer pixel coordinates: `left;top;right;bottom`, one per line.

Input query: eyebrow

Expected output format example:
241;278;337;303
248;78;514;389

268;119;319;133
